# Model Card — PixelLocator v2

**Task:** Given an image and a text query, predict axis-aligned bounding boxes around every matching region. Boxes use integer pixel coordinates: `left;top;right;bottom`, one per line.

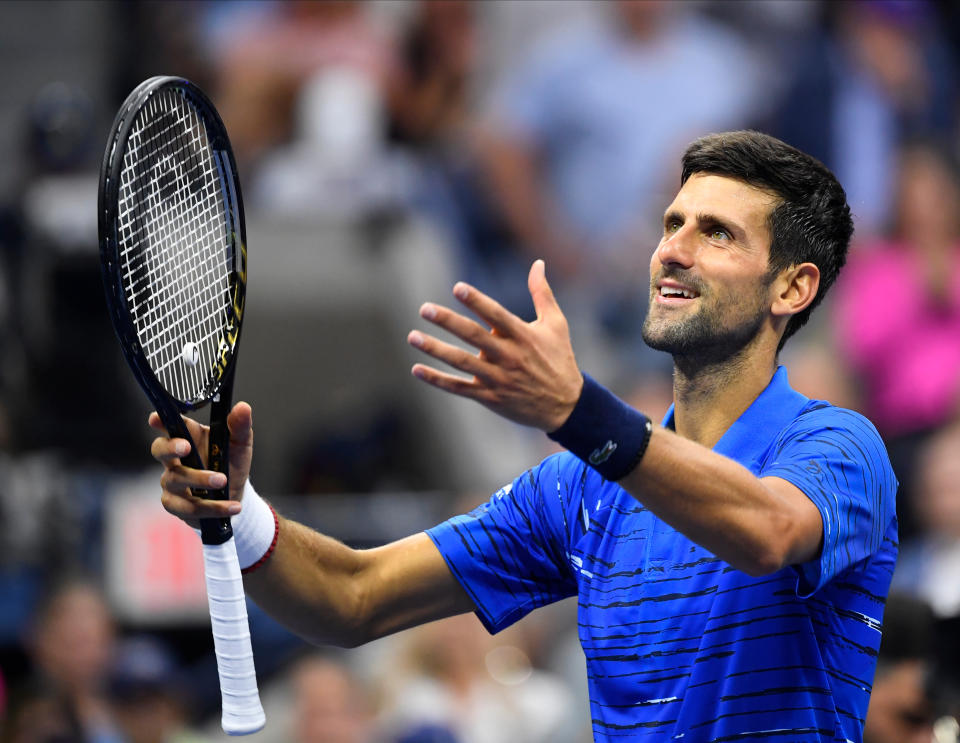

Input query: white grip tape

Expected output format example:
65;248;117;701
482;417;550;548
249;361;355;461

202;538;266;735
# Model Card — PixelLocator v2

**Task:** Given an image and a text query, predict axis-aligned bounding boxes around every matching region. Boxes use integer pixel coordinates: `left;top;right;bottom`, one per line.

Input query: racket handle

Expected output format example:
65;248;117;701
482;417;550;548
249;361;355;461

202;538;266;735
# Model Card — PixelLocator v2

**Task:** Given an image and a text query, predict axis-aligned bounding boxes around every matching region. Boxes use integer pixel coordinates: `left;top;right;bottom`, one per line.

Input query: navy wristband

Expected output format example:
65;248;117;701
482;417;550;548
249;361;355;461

548;373;653;481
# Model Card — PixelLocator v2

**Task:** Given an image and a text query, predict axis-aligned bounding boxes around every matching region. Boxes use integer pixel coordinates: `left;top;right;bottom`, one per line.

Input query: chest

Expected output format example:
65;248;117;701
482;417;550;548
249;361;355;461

571;502;726;647
568;499;804;707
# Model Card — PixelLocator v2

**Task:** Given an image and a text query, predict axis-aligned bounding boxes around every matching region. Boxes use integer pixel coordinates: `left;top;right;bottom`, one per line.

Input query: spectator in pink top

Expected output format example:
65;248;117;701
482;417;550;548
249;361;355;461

835;140;960;436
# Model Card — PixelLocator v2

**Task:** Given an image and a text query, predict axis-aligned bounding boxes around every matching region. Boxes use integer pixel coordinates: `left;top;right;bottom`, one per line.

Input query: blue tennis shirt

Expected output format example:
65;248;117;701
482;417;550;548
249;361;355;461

427;367;898;742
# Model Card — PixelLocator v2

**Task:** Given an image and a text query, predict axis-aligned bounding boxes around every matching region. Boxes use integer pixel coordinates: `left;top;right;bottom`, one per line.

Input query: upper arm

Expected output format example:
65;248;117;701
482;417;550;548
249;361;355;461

760;475;825;567
359;532;477;642
760;408;897;594
423;457;579;634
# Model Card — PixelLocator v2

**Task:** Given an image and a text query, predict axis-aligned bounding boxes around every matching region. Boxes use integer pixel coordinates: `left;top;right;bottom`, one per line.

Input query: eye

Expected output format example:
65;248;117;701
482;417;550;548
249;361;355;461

665;220;681;234
708;227;731;241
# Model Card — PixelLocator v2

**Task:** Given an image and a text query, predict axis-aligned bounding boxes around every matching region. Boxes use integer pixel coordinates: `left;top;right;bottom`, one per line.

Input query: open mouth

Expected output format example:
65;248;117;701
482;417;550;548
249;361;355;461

655;281;700;303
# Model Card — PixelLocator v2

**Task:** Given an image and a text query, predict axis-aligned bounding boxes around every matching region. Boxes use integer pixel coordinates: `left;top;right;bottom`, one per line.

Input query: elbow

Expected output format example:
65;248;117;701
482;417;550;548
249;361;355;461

311;564;378;649
307;612;373;650
329;628;369;650
332;557;379;649
296;609;370;650
738;546;789;577
735;519;795;577
723;482;823;577
303;631;369;650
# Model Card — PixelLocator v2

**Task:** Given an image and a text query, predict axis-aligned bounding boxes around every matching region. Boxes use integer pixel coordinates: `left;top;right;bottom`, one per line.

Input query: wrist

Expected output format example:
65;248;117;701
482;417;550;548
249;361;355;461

233;479;279;573
547;373;653;481
548;373;584;433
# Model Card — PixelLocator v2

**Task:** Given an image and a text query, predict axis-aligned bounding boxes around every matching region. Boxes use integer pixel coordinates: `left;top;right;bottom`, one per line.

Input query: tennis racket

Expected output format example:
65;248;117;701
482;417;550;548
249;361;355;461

98;76;265;735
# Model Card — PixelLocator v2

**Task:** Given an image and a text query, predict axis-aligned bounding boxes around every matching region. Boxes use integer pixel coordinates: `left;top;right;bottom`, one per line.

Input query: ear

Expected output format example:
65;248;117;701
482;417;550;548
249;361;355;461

771;262;820;319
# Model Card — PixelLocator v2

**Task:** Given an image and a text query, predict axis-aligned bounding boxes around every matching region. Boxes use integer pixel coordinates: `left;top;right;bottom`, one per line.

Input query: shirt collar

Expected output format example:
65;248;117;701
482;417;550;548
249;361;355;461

660;365;810;466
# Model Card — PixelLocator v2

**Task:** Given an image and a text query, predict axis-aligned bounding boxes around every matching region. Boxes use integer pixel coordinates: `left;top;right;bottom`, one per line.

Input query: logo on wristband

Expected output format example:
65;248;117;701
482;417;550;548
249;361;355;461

589;440;618;465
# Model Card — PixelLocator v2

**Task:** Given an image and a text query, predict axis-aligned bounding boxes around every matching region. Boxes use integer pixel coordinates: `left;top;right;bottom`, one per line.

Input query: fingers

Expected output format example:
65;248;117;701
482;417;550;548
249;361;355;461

227;401;253;446
158;460;238;523
410;363;490;402
410;260;581;430
151;435;192;464
527;259;560;321
160;491;240;523
149;404;252;452
407;330;495;380
417;302;503;358
420;265;556;347
160;463;227;494
146;411;208;447
450;281;523;336
151;407;250;527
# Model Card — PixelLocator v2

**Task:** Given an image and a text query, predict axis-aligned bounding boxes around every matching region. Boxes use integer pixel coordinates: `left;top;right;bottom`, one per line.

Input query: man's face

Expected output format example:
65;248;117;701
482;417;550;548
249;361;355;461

641;173;780;362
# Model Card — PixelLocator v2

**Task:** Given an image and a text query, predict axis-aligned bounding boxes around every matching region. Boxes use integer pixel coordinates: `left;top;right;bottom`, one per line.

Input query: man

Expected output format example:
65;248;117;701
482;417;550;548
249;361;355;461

152;131;897;742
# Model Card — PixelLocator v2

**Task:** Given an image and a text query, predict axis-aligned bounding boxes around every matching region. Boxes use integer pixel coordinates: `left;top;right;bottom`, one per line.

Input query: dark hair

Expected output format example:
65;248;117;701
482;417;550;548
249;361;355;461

681;131;853;350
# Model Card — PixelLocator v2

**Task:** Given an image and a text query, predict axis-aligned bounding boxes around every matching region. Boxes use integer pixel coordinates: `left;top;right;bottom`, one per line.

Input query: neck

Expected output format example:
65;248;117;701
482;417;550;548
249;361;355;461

671;347;778;448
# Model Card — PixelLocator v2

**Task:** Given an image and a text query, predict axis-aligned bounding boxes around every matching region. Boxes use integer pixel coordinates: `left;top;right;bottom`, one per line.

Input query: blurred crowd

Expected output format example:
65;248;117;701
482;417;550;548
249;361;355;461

0;577;585;743
2;1;960;741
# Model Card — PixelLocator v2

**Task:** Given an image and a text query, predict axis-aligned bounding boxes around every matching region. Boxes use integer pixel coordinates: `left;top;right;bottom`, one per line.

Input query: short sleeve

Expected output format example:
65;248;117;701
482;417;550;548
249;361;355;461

760;405;897;596
426;454;578;633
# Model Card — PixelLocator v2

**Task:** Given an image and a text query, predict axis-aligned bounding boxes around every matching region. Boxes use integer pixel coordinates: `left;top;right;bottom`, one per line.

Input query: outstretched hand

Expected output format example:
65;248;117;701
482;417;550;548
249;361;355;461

408;259;583;432
149;402;254;527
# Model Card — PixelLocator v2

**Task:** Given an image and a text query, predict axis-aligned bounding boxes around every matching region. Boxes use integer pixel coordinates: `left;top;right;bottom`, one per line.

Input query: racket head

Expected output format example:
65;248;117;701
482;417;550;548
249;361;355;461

98;76;246;415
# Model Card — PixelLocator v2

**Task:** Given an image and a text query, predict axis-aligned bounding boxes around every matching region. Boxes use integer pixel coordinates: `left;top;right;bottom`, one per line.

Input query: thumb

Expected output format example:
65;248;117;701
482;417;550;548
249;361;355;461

528;259;559;321
227;401;253;446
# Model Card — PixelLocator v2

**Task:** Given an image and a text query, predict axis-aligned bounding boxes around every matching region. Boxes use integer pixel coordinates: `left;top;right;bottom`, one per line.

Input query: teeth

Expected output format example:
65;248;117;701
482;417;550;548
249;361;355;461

660;287;695;298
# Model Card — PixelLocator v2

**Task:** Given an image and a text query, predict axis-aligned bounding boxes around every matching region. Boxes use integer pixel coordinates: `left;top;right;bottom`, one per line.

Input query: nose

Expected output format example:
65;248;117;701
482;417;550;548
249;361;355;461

656;224;697;270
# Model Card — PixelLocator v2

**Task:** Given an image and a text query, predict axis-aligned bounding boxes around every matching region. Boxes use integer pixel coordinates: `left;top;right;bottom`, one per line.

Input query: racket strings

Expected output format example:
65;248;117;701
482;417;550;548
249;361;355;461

120;96;211;386
141;90;227;397
120;91;228;398
120;202;227;325
116;88;234;403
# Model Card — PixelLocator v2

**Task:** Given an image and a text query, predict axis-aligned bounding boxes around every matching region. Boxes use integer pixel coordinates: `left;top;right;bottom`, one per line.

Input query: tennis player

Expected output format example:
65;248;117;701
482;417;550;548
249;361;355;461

152;131;897;742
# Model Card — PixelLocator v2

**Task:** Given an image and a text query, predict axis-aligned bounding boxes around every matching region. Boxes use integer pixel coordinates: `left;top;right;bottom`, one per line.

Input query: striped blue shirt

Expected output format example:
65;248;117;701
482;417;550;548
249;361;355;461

427;367;898;742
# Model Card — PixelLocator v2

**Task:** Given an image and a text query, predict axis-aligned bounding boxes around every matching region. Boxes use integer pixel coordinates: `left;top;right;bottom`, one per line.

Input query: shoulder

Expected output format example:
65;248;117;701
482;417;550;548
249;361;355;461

521;451;597;506
515;452;622;538
767;400;896;493
783;400;886;446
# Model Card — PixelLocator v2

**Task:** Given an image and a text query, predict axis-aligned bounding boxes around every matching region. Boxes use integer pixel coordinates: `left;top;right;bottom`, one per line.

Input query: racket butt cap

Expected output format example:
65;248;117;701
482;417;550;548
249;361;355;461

222;710;266;736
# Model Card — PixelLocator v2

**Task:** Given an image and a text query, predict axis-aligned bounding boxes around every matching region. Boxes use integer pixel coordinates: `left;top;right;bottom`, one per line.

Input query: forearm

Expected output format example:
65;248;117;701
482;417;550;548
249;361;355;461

620;427;821;575
242;518;475;648
242;516;370;647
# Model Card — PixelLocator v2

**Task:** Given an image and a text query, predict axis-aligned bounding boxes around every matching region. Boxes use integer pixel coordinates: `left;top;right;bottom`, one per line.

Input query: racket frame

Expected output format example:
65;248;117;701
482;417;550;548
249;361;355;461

98;76;247;547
